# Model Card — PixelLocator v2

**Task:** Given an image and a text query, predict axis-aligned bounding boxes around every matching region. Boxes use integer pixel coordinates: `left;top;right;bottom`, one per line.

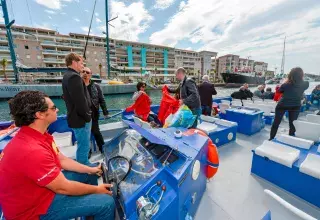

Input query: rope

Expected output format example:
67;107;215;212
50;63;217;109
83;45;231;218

8;0;15;19
25;0;34;27
83;0;97;59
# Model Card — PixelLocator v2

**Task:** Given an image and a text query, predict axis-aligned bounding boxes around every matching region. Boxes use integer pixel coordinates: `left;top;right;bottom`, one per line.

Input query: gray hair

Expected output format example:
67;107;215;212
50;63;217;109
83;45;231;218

202;75;209;81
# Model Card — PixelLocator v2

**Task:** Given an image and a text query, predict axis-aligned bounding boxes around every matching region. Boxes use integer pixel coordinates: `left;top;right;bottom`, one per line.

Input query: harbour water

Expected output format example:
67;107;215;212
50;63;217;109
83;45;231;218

0;82;318;122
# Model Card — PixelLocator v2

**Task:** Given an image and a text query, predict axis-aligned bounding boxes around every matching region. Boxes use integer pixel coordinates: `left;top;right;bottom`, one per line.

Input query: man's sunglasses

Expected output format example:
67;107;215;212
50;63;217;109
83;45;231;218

83;71;91;74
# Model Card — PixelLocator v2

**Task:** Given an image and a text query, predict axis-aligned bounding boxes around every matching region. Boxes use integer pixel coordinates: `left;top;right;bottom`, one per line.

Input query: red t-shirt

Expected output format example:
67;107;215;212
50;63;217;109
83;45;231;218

0;126;61;220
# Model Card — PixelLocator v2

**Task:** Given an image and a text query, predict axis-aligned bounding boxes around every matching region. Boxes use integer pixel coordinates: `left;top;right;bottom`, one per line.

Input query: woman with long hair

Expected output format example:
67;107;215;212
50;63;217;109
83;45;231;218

269;67;309;140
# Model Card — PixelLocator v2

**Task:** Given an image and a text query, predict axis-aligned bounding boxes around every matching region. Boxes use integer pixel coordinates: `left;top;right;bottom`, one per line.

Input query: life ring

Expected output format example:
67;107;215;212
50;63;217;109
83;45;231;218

183;129;219;179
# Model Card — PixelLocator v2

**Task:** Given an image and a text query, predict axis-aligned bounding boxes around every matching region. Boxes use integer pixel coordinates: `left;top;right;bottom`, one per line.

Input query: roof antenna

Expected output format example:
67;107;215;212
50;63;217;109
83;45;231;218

83;0;97;59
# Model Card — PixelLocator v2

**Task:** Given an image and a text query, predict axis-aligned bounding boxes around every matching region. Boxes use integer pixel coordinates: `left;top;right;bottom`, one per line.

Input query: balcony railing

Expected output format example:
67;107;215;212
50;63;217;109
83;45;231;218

41;41;84;48
43;58;65;63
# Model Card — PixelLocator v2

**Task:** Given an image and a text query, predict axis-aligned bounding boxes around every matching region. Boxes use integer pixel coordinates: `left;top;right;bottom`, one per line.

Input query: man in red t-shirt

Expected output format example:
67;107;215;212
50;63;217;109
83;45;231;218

0;91;114;220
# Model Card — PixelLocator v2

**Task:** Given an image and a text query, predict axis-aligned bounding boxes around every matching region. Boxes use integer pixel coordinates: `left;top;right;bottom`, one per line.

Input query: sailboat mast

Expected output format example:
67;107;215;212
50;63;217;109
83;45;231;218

280;36;286;75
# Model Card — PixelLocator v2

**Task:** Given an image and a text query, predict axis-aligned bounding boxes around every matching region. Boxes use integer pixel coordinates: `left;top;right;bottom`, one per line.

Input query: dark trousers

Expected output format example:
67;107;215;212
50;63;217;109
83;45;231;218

91;119;105;152
270;105;300;140
202;105;212;116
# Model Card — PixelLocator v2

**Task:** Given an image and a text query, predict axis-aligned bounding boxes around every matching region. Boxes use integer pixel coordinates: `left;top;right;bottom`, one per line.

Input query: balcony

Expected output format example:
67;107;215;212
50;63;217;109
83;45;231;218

0;37;7;42
41;41;84;49
43;58;65;64
0;46;9;52
42;50;70;55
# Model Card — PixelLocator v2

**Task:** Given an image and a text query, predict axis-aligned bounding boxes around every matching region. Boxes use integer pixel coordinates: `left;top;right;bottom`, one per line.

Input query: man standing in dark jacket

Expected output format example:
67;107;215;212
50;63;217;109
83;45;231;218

62;53;92;165
198;75;217;115
82;67;108;155
167;67;201;128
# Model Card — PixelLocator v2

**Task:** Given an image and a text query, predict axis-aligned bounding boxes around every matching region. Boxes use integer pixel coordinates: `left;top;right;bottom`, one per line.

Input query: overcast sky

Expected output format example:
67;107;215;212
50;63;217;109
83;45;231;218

2;0;320;74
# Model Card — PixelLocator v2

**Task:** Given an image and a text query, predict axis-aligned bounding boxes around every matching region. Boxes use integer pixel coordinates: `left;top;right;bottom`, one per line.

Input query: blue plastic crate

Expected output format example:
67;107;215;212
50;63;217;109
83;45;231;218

212;96;232;104
225;108;264;135
207;124;237;147
263;115;274;125
251;144;320;208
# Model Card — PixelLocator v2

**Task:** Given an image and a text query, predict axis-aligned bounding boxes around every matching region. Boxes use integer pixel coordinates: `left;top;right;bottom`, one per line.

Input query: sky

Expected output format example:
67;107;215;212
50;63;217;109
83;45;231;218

1;0;320;74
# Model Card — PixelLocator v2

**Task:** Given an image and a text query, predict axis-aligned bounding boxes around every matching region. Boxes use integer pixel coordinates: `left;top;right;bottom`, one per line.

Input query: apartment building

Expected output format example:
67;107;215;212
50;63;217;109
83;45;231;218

199;51;218;77
254;61;268;75
0;25;219;83
217;54;240;76
174;49;201;76
238;58;254;72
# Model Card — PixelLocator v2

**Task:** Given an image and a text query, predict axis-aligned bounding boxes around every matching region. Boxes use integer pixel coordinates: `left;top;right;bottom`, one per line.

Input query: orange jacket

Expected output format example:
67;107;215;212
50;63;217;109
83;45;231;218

125;91;151;121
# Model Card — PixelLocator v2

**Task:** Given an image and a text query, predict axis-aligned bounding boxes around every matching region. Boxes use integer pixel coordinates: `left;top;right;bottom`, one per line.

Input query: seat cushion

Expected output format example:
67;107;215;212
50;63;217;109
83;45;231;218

197;122;218;135
255;140;300;168
306;114;320;124
52;132;72;148
299;153;320;180
293;120;320;142
276;134;314;150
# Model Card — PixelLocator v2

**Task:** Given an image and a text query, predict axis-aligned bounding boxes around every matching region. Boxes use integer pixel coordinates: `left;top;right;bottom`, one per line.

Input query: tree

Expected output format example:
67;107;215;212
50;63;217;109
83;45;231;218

154;67;157;84
1;58;8;81
98;63;102;77
140;67;143;81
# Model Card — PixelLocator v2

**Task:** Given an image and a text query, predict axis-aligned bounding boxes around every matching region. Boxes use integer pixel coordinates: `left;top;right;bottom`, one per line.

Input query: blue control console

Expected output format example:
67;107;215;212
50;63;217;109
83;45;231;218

103;120;210;220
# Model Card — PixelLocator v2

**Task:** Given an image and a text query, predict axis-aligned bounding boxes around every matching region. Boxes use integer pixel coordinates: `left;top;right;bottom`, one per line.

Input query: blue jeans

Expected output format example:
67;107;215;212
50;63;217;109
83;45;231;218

191;108;202;128
73;121;92;165
40;171;115;220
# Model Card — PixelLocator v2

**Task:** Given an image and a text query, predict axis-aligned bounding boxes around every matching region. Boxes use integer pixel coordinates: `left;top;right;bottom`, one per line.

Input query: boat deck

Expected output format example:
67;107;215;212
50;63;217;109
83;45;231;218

86;115;320;220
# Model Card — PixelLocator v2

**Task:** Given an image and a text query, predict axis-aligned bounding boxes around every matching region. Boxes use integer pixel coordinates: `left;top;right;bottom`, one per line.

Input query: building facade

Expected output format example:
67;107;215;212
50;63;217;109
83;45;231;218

0;24;269;83
217;54;240;76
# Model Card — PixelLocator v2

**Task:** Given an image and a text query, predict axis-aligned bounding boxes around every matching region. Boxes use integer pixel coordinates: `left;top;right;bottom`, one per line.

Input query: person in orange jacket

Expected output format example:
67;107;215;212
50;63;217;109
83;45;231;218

126;82;160;125
273;85;283;102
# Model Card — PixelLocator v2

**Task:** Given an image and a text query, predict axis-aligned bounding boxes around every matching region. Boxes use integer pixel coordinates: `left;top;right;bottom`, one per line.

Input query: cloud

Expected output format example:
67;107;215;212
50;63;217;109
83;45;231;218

95;13;99;17
85;9;89;13
73;18;80;22
81;26;89;32
179;1;186;10
45;10;56;14
150;0;320;73
96;17;102;23
154;0;176;10
35;0;61;9
98;1;153;41
48;16;53;20
60;12;67;15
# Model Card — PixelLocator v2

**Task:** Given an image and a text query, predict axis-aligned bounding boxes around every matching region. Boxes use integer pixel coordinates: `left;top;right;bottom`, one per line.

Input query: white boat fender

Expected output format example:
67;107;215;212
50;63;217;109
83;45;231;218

174;130;183;138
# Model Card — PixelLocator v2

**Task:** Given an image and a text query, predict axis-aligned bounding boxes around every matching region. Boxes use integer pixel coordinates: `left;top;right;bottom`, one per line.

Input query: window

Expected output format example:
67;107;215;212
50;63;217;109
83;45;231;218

95;59;98;62
94;51;97;54
37;55;41;60
26;55;30;59
36;46;40;50
87;51;90;54
103;66;105;69
25;45;29;49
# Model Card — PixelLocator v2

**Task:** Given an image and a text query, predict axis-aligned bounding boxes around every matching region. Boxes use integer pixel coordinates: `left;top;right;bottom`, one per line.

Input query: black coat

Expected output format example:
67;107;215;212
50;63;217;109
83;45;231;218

198;82;217;107
231;89;253;100
87;81;108;121
168;77;201;110
62;68;92;128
